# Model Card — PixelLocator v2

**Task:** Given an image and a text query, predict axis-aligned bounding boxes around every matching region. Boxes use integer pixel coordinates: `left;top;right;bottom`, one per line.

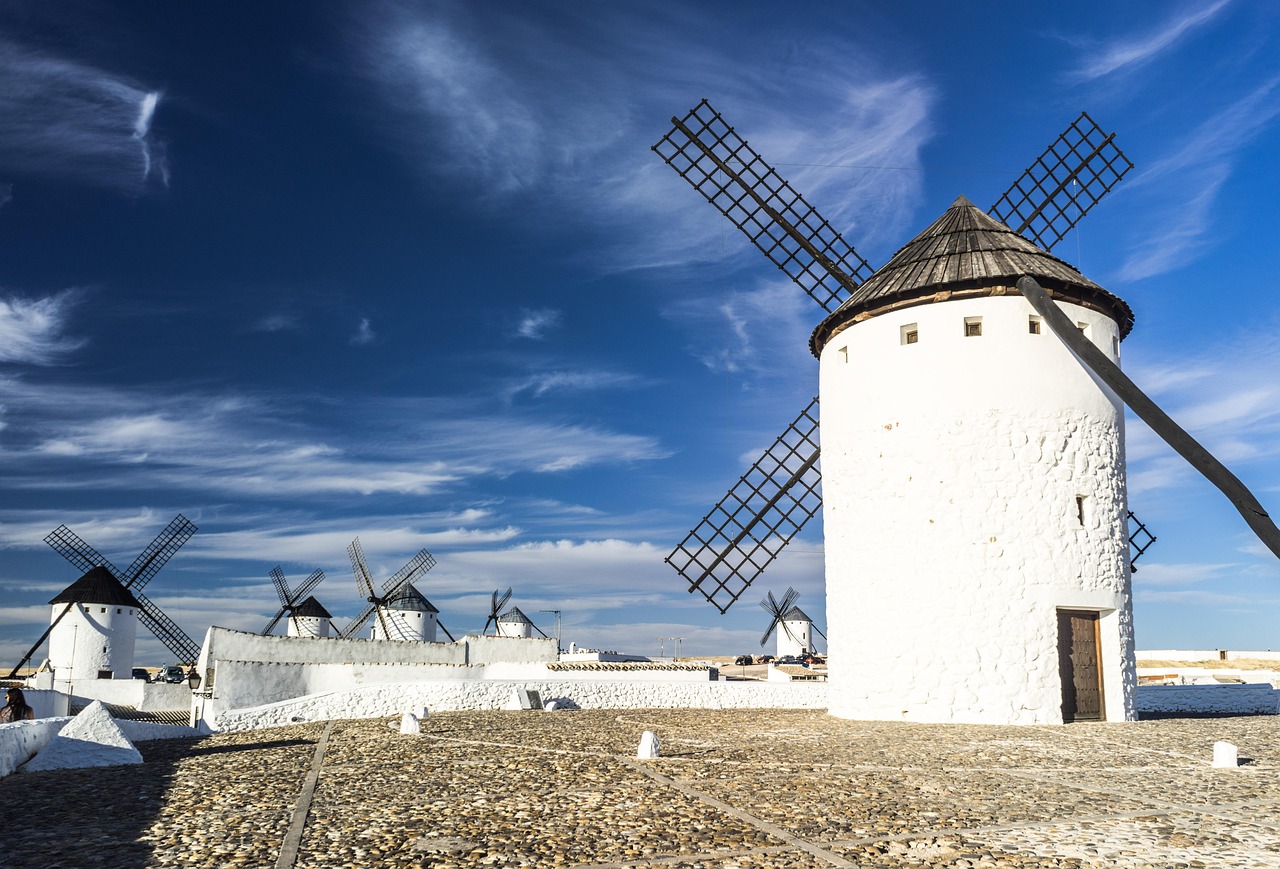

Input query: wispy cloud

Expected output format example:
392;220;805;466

352;2;935;270
0;37;165;191
1116;75;1280;282
513;308;561;341
250;313;301;333
349;317;375;346
0;378;668;498
504;368;642;401
0;290;86;365
1066;1;1232;83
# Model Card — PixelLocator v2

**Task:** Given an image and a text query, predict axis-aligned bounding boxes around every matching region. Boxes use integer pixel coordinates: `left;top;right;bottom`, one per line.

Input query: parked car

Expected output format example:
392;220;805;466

131;668;150;680
774;655;800;665
756;655;774;664
161;665;186;684
734;655;753;666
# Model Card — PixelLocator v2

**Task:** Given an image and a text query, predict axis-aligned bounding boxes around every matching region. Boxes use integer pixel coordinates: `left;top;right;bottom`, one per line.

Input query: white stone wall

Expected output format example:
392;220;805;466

819;295;1136;725
211;680;829;731
1136;684;1279;715
47;602;138;680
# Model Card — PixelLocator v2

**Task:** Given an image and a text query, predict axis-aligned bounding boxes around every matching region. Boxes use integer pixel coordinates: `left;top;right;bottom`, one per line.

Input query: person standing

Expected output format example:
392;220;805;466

0;687;35;722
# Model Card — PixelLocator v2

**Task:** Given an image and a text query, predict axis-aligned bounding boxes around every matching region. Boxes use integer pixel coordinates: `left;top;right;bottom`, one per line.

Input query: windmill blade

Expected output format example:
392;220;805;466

438;620;456;643
134;589;202;663
381;549;437;596
290;569;325;606
122;514;197;591
347;538;376;598
666;398;823;613
373;603;394;641
777;586;801;615
6;602;75;678
991;112;1133;253
653;99;875;313
495;587;513;614
1017;276;1280;561
44;525;120;577
261;607;288;636
270;566;290;606
340;603;377;639
759;615;781;648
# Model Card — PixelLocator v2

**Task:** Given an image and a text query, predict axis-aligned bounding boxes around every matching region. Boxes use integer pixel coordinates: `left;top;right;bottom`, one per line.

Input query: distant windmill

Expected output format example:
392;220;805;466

338;538;437;640
260;566;325;636
7;514;202;677
759;587;823;658
482;587;513;636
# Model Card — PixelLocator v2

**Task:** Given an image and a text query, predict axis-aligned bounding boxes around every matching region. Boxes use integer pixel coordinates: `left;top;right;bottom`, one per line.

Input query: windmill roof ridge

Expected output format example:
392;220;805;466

385;583;438;613
810;196;1134;354
781;605;812;622
498;605;532;623
50;565;142;608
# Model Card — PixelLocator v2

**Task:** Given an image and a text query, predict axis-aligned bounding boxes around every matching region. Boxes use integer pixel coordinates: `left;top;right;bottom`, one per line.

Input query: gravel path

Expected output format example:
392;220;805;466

2;709;1278;867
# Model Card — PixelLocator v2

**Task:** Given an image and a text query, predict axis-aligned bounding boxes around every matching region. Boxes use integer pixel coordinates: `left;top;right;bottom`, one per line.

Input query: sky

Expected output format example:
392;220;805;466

1;0;1279;667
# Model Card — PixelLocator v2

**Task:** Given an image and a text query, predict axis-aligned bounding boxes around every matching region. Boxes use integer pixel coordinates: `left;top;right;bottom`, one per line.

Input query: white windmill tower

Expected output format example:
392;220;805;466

338;539;455;643
760;587;822;658
370;584;450;642
483;588;550;640
654;102;1280;726
260;566;328;638
7;515;203;682
45;566;140;681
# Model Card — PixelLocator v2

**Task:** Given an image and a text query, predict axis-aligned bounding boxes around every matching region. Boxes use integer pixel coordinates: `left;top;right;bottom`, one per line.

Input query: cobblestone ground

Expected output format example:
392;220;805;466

2;710;1279;867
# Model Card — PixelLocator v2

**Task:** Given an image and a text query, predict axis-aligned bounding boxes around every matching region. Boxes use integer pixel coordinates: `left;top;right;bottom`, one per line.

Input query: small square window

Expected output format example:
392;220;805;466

964;316;982;337
901;323;918;345
1029;316;1041;334
837;346;848;362
1077;321;1090;336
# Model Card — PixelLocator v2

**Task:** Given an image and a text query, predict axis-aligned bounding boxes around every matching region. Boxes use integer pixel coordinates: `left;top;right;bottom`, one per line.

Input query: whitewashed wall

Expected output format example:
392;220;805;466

211;680;830;731
819;296;1137;725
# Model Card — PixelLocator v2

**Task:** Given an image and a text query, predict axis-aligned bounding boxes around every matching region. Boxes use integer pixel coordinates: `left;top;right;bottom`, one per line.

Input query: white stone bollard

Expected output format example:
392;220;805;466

637;730;660;759
1212;740;1238;768
399;713;421;735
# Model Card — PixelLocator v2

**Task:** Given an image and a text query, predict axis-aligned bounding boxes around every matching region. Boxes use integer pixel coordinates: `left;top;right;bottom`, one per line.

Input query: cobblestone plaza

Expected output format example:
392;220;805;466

3;709;1278;867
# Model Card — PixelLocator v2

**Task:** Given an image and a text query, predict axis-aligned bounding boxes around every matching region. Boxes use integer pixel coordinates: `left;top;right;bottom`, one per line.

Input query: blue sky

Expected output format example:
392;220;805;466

2;0;1278;665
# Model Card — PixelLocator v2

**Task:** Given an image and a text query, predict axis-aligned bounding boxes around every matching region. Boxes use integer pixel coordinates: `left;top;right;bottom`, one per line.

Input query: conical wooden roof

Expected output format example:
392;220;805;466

292;595;332;619
497;605;532;625
811;196;1133;354
49;565;141;608
384;583;438;614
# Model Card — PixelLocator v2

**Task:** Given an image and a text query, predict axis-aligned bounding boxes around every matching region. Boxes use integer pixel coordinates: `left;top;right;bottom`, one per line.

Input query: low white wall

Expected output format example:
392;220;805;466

210;679;829;731
0;718;70;777
0;716;202;777
1137;684;1279;715
56;680;191;711
1137;650;1280;662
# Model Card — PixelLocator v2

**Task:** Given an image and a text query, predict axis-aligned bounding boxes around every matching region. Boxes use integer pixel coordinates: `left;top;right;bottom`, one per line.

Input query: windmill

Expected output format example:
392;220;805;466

7;514;202;677
759;587;824;658
338;538;439;640
260;566;325;636
482;587;512;635
653;100;1280;724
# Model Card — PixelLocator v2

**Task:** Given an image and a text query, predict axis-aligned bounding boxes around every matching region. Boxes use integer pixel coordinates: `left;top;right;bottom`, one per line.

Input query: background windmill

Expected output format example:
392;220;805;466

482;587;512;635
338;538;438;640
260;566;325;636
6;514;202;677
759;587;823;658
654;100;1161;614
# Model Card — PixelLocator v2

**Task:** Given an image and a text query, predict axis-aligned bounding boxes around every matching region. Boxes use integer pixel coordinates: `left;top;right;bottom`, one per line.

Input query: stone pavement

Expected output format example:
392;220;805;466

3;709;1279;867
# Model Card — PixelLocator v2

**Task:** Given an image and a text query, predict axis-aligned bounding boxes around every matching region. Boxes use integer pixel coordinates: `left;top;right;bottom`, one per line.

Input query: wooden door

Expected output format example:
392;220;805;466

1057;610;1104;722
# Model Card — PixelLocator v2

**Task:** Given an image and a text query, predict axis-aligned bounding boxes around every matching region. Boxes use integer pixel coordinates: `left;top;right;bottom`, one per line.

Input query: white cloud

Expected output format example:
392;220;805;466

0;37;164;191
1117;75;1280;282
504;368;641;401
251;313;300;333
0;290;86;365
350;317;375;346
513;308;562;340
1067;1;1232;83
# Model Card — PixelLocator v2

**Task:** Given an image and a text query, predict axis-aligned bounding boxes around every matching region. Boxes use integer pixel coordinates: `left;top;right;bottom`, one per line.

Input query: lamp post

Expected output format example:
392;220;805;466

539;609;562;652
